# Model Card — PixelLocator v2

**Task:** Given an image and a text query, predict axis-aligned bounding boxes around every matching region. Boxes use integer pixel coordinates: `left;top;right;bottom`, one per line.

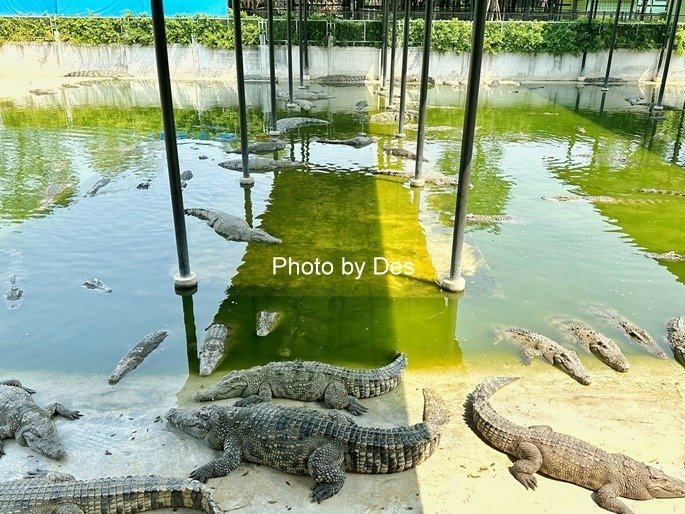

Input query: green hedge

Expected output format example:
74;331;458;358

0;14;679;55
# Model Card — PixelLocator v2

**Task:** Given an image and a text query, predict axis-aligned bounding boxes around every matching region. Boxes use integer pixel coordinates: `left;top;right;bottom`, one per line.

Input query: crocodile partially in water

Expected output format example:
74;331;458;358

0;471;223;513
108;330;168;385
496;327;592;385
256;310;283;337
193;353;407;415
276;117;329;132
199;323;231;376
185;208;281;244
667;316;685;367
227;140;286;154
316;135;375;147
218;155;303;172
644;251;685;262
167;388;447;502
467;376;685;513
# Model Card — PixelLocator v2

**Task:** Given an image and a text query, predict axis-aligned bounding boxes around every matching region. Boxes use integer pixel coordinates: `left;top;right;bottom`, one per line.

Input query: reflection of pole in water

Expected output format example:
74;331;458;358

599;89;607;116
178;289;199;375
671;98;685;163
574;86;582;112
447;296;459;355
244;185;253;228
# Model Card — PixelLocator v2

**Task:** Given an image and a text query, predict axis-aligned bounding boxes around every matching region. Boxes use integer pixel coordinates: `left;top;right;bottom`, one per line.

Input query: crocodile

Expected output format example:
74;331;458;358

383;146;427;161
39;183;70;208
465;214;518;224
467;376;685;514
372;169;457;186
0;380;81;460
167;387;448;502
184;208;281;244
315;74;366;85
587;304;668;358
355;100;369;111
276;117;330;132
541;194;616;203
84;178;111;197
637;187;685;197
0;470;223;514
64;69;132;78
108;330;169;385
667;316;685;367
218;156;303;172
644;251;685;262
200;324;231;376
181;170;193;188
192;353;408;415
370;111;418;123
496;327;592;385
82;277;113;293
228;140;286;154
316;135;375;147
293;98;314;111
549;316;630;372
256;310;283;337
5;274;23;303
277;89;332;101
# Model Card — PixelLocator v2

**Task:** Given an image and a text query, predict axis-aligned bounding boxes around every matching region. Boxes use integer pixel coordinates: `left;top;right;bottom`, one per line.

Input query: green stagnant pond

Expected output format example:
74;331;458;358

0;81;683;379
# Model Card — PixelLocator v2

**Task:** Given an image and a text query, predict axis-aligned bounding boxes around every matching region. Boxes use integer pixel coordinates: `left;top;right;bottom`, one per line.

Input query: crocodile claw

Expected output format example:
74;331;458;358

63;410;83;420
311;483;342;503
189;468;210;483
346;401;368;416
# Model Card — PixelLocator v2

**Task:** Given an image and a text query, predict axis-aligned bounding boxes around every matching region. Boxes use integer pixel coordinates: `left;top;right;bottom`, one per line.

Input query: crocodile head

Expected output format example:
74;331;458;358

16;413;65;460
552;350;592;385
193;371;249;402
166;407;210;439
644;466;685;499
589;339;630;372
250;228;282;244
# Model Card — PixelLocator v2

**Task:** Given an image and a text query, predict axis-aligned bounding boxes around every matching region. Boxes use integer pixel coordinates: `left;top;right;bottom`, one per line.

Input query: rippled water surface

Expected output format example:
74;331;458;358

1;80;683;378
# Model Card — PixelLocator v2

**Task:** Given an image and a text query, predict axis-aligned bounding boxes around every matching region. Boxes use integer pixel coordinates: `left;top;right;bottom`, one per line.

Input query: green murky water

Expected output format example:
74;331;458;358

0;81;683;379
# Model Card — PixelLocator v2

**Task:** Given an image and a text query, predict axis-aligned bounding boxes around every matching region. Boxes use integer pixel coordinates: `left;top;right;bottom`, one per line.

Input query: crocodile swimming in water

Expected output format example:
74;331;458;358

276;117;330;132
637;187;685;197
383;146;427;161
218;155;303;172
185;208;281;244
667;316;685;367
228;140;286;154
84;178;111;197
82;277;113;293
256;310;283;337
542;194;616;203
372;169;457;186
587;304;668;358
0;380;81;460
193;353;407;415
465;214;518;224
108;330;169;385
316;135;375;147
549;316;630;372
496;327;592;385
467;376;685;514
199;324;231;377
0;470;223;514
644;251;685;262
167;387;448;502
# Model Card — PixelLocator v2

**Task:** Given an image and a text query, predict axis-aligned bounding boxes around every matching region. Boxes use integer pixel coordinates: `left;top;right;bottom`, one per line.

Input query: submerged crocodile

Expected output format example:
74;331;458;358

549;316;630;372
82;277;113;293
84;178;111;197
167;388;447;502
372;169;457;186
637;187;685;197
193;353;407;415
467;376;685;513
39;183;70;208
108;330;169;385
228;140;286;154
0;380;81;460
276;117;330;132
465;214;518;224
370;111;417;123
5;274;23;304
316;135;375;147
667;316;685;367
185;208;281;244
644;251;685;262
383;146;426;161
497;327;592;385
0;470;223;514
256;310;283;337
541;194;616;203
316;74;366;85
218;156;303;172
277;89;332;101
587;304;668;358
199;324;231;377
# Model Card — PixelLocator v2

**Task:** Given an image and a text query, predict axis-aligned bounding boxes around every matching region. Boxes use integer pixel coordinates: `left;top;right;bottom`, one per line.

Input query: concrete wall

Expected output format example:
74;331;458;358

1;42;683;82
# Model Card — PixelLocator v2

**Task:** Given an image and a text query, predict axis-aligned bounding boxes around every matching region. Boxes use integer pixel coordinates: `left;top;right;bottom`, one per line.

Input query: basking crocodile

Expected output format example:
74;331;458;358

84;178;111;197
467;376;685;513
637;187;685;197
218;156;303;172
0;380;81;460
497;327;592;385
256;310;283;337
167;388;448;502
193;353;408;415
549;316;630;372
108;330;169;385
200;324;231;376
82;277;113;293
276;117;330;132
227;140;286;154
0;470;223;514
644;251;685;262
667;316;685;367
383;146;427;161
185;208;281;244
587;304;668;358
316;135;375;147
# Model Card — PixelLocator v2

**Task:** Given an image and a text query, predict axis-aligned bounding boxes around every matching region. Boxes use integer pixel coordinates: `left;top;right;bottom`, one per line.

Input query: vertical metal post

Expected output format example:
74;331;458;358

233;0;254;186
441;0;487;293
299;0;305;87
286;0;296;105
601;0;622;90
380;0;389;89
654;0;675;81
395;0;411;138
150;0;197;288
579;0;596;78
656;0;683;108
303;0;309;78
388;0;399;108
411;0;434;187
267;0;280;134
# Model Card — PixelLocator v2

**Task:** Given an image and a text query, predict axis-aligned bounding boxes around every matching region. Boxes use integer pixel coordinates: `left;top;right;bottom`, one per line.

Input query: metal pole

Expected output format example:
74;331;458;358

299;0;305;87
267;0;280;134
388;0;399;108
380;0;389;89
601;0;622;90
303;0;309;78
395;0;411;138
656;0;683;108
286;0;296;105
411;0;434;186
233;0;254;186
441;0;487;293
654;0;675;81
150;0;196;289
579;0;596;78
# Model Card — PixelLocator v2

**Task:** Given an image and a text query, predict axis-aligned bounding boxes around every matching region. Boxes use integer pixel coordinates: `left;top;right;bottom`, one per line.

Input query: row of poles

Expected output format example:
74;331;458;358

151;0;679;296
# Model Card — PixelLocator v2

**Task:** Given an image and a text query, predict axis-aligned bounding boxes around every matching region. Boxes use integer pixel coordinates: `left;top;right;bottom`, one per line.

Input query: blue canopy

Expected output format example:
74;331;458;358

0;0;227;16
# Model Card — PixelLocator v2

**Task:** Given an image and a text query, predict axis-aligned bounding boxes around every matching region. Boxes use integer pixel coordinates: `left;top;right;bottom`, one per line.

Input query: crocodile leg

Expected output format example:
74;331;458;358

234;383;273;407
190;435;242;482
52;505;84;514
510;441;542;490
42;403;82;420
521;348;542;365
0;379;35;394
308;442;346;503
594;483;636;514
323;382;368;415
0;424;12;457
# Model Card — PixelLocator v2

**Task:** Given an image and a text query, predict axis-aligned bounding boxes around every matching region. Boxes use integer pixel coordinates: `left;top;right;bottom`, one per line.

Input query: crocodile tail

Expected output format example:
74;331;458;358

463;376;520;432
423;388;449;429
184;207;217;221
